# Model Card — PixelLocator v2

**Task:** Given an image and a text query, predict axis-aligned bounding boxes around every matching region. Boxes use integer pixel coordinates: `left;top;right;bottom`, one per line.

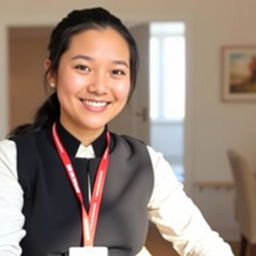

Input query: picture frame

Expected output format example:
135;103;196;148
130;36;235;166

221;45;256;101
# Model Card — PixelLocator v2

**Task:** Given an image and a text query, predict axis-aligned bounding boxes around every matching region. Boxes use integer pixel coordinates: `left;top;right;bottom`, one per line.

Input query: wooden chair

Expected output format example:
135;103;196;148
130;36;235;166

227;149;256;256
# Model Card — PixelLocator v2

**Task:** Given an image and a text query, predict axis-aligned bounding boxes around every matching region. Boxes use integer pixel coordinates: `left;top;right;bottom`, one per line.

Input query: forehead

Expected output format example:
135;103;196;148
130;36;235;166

66;27;130;58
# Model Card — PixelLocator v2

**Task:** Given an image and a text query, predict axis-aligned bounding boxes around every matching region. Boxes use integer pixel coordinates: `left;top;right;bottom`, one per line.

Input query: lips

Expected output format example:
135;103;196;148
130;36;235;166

80;99;110;112
82;99;108;107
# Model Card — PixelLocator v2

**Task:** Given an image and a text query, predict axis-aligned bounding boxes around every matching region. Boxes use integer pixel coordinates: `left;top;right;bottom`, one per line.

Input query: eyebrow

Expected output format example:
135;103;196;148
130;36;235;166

71;54;129;68
71;55;92;61
113;60;129;68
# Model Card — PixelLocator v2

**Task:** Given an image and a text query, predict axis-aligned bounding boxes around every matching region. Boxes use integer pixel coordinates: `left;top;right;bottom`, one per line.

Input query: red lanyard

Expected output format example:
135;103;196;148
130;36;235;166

52;122;110;246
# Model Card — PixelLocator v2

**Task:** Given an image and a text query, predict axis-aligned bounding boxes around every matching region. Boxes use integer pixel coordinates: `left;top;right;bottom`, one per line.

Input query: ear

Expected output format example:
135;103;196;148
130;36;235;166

44;59;56;86
44;58;51;71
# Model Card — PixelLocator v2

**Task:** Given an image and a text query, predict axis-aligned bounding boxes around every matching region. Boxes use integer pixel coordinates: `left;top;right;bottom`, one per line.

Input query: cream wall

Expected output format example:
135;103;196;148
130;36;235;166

0;0;256;241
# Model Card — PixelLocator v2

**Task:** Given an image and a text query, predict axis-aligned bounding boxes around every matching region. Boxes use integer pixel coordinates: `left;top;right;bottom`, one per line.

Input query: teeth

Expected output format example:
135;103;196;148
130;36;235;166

83;100;107;107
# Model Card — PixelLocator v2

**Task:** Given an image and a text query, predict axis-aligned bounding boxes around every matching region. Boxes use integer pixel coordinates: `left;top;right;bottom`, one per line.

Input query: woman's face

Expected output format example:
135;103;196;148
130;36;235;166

49;28;131;139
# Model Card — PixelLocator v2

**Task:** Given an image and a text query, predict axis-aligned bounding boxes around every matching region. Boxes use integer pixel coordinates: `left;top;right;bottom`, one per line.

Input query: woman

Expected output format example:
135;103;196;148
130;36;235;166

0;7;234;256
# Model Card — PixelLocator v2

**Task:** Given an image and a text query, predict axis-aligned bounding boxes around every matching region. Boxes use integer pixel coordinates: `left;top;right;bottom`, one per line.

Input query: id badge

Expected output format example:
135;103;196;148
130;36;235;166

69;246;108;256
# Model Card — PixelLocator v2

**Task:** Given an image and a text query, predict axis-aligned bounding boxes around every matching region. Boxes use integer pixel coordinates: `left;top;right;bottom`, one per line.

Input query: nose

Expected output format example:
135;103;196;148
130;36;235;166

87;71;108;95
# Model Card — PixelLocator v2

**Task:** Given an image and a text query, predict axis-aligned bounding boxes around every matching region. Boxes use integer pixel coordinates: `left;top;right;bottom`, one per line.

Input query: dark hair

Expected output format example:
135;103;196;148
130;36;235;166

9;7;138;137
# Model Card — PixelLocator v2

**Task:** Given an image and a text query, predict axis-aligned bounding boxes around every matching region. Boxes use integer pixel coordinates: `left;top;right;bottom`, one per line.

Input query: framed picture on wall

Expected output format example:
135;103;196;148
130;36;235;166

222;45;256;101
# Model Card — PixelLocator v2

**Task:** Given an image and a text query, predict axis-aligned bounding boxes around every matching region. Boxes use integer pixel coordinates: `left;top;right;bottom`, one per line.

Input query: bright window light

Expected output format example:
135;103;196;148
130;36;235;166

150;22;186;122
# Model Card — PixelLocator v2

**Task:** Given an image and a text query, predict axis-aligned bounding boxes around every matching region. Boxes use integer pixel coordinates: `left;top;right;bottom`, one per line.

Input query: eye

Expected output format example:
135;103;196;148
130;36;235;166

112;69;126;76
75;65;90;72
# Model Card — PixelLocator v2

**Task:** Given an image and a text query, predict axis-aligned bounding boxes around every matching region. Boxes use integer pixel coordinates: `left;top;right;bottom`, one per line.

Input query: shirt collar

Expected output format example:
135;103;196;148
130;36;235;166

56;122;107;159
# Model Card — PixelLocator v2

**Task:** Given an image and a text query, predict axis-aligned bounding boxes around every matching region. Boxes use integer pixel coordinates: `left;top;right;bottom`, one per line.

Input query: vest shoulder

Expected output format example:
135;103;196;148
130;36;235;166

11;129;50;158
111;133;149;159
112;133;145;146
11;128;47;143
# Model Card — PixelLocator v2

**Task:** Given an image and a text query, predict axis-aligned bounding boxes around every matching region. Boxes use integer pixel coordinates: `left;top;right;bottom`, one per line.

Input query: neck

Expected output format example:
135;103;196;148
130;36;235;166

59;120;105;146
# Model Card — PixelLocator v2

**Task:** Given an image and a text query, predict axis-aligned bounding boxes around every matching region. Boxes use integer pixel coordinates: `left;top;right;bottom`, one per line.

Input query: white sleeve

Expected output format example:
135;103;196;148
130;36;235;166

146;146;234;256
0;139;25;256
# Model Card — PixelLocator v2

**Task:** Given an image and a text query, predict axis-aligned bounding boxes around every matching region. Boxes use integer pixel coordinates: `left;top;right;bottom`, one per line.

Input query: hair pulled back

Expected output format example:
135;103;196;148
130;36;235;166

9;7;138;137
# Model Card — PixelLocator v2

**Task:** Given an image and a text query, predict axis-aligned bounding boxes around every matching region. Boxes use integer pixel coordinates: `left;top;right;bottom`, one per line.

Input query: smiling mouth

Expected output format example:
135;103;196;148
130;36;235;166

80;99;110;108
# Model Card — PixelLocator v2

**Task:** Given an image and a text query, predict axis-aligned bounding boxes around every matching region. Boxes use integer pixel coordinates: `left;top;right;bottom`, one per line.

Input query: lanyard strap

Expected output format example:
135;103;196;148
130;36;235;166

52;122;110;246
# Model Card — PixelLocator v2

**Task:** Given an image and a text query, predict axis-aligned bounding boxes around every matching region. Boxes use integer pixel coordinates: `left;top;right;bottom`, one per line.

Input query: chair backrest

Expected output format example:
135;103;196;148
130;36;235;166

227;149;256;242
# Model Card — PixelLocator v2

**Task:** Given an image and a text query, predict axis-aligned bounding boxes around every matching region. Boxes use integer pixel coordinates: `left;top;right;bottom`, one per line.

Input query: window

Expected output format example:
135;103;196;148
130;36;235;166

150;22;186;122
149;22;186;182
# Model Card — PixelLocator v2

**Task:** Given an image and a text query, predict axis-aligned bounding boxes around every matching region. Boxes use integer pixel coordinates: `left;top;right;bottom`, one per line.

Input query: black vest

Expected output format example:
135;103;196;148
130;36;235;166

13;128;154;256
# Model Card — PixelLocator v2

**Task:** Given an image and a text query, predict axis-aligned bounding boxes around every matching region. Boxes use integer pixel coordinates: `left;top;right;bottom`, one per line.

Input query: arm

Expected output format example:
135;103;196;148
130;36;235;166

146;146;234;256
0;140;25;255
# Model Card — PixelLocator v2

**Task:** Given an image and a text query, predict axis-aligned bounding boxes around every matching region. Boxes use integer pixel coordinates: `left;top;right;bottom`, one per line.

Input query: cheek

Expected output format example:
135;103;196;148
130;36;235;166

115;80;131;101
57;72;85;94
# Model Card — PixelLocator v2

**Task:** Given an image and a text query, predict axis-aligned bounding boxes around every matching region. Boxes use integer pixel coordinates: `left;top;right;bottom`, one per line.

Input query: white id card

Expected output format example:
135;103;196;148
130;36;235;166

69;246;108;256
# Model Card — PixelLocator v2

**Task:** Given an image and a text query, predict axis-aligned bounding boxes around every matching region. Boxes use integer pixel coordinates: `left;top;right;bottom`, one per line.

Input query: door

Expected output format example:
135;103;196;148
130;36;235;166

108;24;150;144
8;27;50;131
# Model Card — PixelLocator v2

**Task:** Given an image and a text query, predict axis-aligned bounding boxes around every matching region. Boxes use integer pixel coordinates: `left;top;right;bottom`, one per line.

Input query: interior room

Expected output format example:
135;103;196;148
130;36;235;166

1;0;256;255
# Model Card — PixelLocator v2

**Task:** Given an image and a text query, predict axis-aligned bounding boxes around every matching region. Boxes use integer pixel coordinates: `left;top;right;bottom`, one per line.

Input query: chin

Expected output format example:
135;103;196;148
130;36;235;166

81;123;106;131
